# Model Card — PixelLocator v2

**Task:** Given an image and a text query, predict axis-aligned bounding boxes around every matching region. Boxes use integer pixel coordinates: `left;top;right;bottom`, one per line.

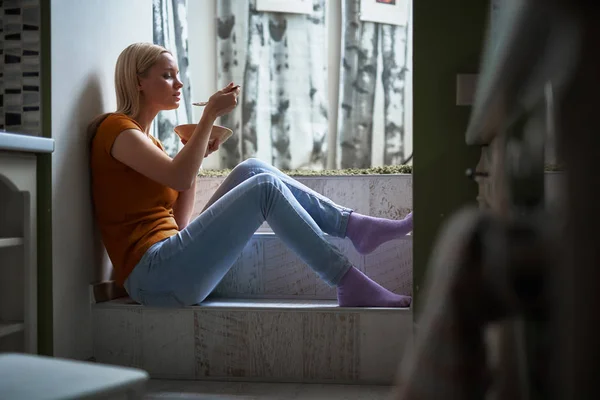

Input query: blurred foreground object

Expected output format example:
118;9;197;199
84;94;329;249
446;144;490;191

394;0;599;398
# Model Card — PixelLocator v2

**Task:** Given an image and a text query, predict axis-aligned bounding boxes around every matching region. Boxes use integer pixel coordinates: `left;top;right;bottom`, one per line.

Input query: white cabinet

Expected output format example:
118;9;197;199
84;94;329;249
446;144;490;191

0;132;54;354
0;152;38;353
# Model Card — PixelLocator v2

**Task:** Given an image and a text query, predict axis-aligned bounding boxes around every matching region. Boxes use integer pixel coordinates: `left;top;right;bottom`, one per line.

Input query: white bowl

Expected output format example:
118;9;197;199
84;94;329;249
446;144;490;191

174;124;233;144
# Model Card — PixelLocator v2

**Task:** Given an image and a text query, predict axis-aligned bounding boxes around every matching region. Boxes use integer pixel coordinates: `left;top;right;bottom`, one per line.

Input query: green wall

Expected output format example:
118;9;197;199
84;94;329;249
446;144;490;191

39;0;53;356
412;0;490;316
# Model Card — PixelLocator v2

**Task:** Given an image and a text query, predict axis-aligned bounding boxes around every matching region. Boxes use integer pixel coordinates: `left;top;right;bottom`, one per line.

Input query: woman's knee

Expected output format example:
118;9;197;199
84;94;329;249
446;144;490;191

248;173;287;195
224;158;270;185
236;157;269;173
251;171;280;185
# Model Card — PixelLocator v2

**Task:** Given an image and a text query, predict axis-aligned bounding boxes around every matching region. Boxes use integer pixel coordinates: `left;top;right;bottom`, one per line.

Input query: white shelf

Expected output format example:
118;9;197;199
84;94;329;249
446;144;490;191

0;131;55;154
0;322;25;339
0;153;38;353
0;237;24;249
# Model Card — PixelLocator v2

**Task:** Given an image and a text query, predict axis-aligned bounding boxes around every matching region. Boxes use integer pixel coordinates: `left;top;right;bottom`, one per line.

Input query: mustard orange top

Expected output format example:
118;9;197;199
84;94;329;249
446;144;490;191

90;113;180;286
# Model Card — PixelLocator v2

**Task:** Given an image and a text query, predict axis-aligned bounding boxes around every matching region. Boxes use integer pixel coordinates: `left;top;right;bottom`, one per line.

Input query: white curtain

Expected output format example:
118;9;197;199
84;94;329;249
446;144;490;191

336;0;412;168
152;0;193;157
216;0;329;170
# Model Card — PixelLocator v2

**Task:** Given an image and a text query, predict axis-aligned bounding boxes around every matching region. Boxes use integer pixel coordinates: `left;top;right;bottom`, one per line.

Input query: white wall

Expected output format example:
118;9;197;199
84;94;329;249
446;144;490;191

51;0;152;359
187;0;219;168
187;0;412;169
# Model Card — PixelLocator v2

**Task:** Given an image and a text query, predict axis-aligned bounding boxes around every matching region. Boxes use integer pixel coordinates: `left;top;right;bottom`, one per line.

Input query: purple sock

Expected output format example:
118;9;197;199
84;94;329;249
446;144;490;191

337;267;412;308
345;212;413;254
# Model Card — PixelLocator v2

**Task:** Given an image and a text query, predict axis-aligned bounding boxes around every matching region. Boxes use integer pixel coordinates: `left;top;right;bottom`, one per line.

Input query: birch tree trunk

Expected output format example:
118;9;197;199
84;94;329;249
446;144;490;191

306;0;329;169
153;0;166;54
240;0;264;162
381;23;408;165
268;14;292;169
350;22;378;168
152;0;180;156
216;0;245;167
338;0;378;169
337;0;361;169
215;0;328;170
152;0;192;157
172;0;192;129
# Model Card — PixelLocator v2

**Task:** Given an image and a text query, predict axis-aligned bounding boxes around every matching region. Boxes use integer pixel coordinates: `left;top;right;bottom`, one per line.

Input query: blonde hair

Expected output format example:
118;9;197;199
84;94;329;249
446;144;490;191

115;42;170;117
87;43;170;141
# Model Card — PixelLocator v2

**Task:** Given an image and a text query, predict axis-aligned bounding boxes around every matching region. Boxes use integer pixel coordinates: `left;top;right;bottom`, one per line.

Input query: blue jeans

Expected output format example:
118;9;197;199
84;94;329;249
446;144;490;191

124;158;353;307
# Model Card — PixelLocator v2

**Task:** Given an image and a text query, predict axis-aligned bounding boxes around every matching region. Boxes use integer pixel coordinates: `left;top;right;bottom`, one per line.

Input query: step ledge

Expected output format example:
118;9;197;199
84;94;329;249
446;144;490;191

197;173;412;179
252;231;413;239
95;297;411;313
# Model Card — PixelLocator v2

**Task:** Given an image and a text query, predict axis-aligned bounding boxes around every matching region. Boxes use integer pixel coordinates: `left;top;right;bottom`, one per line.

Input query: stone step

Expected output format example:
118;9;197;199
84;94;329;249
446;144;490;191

90;233;412;305
211;233;413;300
92;298;412;384
193;174;412;232
145;379;392;399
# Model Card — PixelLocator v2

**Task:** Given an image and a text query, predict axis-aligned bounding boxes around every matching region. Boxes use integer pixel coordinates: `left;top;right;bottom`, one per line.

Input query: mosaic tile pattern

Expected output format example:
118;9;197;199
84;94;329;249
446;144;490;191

0;0;41;134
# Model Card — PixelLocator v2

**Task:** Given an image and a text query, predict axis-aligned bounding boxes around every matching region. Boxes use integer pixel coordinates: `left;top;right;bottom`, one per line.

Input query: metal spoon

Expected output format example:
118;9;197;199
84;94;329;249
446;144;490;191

192;85;241;107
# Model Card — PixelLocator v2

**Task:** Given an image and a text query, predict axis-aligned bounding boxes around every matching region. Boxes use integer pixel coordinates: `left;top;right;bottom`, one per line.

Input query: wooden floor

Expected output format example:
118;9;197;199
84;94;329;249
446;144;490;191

145;379;392;399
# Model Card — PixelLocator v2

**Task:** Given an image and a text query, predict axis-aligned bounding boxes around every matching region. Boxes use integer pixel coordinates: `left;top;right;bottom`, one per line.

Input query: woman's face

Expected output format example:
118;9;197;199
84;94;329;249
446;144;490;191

138;52;183;111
